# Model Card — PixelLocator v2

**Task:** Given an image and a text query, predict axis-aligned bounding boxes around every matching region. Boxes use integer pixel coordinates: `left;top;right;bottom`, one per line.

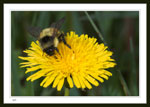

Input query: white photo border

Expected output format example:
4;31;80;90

4;3;147;104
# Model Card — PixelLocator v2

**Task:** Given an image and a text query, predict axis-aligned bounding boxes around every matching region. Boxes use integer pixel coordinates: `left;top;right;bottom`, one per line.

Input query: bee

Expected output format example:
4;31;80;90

27;17;71;56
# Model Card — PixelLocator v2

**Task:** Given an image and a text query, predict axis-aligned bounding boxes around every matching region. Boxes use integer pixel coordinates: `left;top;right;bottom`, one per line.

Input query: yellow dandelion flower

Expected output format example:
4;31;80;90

19;31;116;91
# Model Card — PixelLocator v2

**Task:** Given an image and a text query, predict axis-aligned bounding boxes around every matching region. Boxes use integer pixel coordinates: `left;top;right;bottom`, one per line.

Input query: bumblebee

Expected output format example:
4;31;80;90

27;17;71;56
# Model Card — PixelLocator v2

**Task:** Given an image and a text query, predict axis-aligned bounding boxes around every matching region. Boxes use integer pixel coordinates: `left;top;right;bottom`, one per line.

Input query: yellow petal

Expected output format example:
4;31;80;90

72;74;81;88
100;74;109;80
57;78;64;91
89;73;104;83
82;77;92;89
104;71;112;76
78;75;85;89
25;66;40;74
53;74;63;88
43;73;58;88
85;75;99;86
67;76;73;88
30;73;45;82
18;56;29;60
40;76;49;86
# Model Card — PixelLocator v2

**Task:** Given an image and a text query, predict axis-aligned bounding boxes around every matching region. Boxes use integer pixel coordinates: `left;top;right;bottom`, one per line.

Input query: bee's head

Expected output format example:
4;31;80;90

43;46;55;56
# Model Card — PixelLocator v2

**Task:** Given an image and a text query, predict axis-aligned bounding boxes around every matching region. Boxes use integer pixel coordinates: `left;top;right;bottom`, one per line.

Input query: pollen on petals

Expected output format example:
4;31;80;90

19;31;116;91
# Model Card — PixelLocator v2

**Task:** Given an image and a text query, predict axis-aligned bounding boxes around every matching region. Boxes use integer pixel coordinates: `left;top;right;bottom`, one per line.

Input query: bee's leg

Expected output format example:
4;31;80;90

60;34;71;49
54;47;60;55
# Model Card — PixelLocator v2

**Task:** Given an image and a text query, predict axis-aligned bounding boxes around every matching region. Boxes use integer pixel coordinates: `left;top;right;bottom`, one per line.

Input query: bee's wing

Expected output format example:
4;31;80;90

55;17;66;30
27;26;42;38
50;22;56;28
50;17;66;37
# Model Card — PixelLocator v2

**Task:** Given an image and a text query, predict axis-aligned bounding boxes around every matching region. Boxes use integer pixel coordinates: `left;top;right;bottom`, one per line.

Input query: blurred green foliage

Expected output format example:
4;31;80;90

11;11;139;96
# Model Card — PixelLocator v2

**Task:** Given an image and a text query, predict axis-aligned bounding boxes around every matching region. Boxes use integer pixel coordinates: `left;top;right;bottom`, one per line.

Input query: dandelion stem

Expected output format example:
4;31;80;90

84;11;131;96
64;87;70;96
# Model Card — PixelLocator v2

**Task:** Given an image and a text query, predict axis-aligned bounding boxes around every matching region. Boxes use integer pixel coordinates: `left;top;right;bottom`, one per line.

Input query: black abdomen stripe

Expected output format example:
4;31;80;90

40;36;54;43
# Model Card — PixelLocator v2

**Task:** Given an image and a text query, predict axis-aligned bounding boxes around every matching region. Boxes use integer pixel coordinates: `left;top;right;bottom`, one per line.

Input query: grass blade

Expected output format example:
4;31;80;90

84;11;105;43
129;37;138;95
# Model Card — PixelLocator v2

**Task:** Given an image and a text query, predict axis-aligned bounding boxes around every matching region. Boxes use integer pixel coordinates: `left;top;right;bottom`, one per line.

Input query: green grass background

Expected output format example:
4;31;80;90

11;11;139;96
